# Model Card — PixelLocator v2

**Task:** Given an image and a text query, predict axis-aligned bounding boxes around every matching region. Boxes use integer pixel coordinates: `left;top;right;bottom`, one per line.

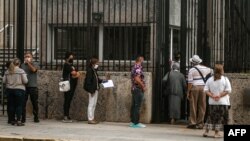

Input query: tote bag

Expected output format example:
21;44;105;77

59;80;70;92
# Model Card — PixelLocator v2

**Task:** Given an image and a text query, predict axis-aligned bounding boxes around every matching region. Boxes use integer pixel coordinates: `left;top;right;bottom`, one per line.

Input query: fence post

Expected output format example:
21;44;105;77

16;0;25;62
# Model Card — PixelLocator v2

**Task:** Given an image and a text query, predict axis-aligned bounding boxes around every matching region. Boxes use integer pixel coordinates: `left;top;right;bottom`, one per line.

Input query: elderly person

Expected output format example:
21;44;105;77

203;64;231;138
163;63;186;124
187;55;212;129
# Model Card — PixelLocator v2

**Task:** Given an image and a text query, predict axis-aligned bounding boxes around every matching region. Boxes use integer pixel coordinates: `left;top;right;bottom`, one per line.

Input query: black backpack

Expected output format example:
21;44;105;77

194;67;212;83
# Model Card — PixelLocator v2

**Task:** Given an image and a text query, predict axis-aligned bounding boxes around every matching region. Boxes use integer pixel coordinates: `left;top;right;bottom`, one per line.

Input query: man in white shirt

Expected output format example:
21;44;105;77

187;55;212;129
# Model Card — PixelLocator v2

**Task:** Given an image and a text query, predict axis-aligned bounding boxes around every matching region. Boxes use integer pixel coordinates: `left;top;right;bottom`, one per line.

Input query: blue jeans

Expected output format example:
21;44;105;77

6;89;25;122
130;88;144;124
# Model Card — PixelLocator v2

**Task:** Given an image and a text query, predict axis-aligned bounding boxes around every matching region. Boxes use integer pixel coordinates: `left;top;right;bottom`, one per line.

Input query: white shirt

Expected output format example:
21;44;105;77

188;65;212;85
204;76;232;105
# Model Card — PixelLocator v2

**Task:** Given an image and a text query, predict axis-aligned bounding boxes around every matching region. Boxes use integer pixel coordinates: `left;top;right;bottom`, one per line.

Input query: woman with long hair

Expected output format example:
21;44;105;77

3;58;28;126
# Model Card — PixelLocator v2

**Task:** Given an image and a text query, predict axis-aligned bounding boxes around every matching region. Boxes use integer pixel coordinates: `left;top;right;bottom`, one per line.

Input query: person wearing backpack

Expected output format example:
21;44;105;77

187;55;212;129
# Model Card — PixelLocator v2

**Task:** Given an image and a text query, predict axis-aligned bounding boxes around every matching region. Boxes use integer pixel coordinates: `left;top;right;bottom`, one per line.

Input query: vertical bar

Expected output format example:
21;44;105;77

40;0;43;68
16;0;25;62
35;0;38;62
112;0;116;70
3;0;6;64
181;0;187;75
107;0;111;71
45;0;48;69
87;0;91;59
77;0;80;68
25;0;28;51
30;0;33;52
50;0;54;69
55;0;59;67
82;0;85;70
118;0;121;71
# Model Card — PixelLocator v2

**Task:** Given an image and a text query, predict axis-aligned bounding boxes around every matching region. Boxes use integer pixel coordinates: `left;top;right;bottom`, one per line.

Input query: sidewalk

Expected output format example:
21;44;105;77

0;116;223;141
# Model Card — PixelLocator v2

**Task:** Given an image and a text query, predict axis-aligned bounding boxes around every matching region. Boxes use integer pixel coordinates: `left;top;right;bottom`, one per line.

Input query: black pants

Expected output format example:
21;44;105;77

7;89;25;122
130;88;144;124
64;79;77;117
22;87;39;121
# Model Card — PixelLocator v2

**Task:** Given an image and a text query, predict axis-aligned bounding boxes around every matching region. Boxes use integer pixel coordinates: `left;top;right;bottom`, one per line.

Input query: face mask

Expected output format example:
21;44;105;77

68;59;73;63
94;64;99;69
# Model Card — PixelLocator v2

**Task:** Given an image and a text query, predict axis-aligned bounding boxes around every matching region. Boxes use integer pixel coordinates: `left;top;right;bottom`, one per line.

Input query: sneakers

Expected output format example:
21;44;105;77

130;123;146;128
62;116;73;123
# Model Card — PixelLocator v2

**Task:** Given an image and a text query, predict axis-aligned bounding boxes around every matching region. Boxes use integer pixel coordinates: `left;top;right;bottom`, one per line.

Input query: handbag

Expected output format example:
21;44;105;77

59;64;70;92
59;80;70;92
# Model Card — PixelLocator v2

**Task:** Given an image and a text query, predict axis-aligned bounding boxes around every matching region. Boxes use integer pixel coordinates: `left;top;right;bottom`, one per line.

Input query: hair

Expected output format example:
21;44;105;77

214;64;224;81
64;51;74;60
24;51;33;57
88;56;99;67
135;54;144;62
5;61;11;69
8;58;21;74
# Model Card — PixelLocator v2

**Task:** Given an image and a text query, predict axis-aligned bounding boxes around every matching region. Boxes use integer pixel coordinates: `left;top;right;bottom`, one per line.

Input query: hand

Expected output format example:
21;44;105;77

102;80;108;83
213;95;220;101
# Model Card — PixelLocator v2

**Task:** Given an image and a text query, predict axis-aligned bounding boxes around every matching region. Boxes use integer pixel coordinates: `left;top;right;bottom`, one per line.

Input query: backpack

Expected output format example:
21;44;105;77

194;67;212;83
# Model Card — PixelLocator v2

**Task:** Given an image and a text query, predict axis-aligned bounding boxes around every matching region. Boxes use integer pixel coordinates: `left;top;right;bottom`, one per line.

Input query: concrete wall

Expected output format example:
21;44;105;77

226;73;250;125
26;70;152;123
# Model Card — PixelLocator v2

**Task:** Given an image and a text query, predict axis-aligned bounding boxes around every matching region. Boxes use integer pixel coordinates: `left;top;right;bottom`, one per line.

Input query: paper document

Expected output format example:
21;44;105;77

102;80;114;88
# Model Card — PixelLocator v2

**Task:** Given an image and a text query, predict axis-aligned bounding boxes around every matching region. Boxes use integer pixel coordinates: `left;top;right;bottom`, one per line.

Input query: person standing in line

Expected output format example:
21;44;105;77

21;52;40;123
84;56;106;124
3;58;28;126
4;61;12;124
62;52;80;122
163;63;186;124
203;64;231;138
130;55;147;128
187;55;211;129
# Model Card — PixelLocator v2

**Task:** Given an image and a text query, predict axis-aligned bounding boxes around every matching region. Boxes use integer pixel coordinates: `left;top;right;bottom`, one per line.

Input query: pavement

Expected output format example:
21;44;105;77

0;116;223;141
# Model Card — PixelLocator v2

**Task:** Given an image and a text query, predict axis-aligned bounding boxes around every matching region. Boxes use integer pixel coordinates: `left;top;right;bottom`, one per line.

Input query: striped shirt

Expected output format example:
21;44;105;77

188;65;212;86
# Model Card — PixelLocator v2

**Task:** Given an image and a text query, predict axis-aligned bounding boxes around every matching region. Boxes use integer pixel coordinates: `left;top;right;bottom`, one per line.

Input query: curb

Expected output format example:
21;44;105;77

0;136;56;141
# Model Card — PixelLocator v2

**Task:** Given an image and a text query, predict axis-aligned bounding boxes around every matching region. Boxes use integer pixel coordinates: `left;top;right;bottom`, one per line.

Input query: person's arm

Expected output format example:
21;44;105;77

187;83;193;100
134;75;146;92
26;62;38;73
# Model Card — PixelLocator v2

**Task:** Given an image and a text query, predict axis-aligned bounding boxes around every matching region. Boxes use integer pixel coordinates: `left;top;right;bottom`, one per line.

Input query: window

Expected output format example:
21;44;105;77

54;27;98;60
103;26;150;60
53;26;151;61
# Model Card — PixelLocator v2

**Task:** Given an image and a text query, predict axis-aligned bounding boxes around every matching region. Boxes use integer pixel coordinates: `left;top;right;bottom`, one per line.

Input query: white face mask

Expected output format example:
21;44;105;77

94;64;99;69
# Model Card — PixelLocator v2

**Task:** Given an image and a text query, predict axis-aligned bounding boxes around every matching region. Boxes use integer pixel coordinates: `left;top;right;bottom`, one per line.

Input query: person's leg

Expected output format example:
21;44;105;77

21;89;29;123
63;91;71;118
188;86;199;127
7;89;15;124
197;86;206;128
6;89;11;124
131;88;144;125
29;87;39;122
67;81;77;119
15;89;25;126
88;92;98;122
91;91;99;121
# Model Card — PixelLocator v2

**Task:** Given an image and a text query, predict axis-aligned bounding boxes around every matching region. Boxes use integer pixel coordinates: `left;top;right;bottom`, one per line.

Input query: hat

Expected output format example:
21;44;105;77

189;55;202;64
172;62;180;70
